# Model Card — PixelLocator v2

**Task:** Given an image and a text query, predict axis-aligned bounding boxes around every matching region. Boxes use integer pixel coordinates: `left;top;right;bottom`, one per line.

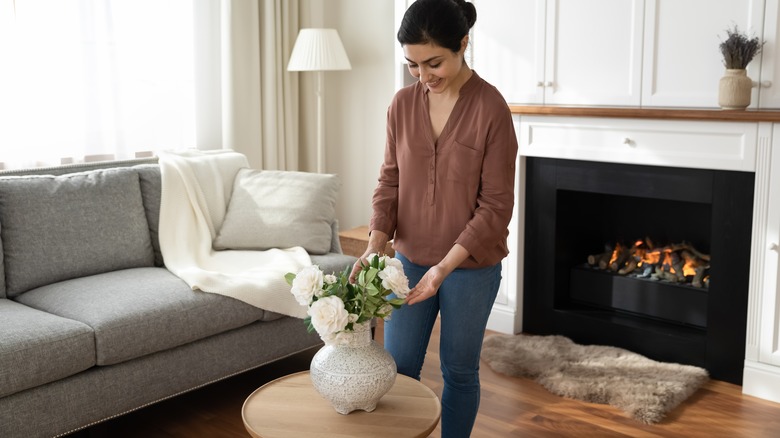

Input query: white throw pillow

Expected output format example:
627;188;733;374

213;168;340;254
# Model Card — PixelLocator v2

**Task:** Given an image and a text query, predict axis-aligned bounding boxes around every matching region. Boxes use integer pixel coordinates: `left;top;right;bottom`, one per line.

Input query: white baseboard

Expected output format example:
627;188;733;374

486;306;520;334
743;360;780;404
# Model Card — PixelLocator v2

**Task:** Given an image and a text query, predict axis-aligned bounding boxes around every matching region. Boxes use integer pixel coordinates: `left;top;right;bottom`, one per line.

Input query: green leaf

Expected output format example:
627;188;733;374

357;269;366;286
284;272;296;285
366;284;380;296
388;298;406;306
363;267;379;286
304;316;315;333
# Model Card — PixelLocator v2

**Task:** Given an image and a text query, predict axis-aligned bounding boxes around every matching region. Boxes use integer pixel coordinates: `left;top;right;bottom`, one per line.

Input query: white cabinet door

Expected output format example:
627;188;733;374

759;0;780;108
472;0;642;106
471;0;543;104
642;0;765;108
545;0;643;106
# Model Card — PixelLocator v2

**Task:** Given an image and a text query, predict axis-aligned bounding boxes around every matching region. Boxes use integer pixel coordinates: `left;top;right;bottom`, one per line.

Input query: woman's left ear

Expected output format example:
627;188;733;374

460;35;469;53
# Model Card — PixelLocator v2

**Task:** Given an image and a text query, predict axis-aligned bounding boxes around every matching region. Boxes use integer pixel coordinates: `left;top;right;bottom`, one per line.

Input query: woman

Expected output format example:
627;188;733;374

352;0;518;435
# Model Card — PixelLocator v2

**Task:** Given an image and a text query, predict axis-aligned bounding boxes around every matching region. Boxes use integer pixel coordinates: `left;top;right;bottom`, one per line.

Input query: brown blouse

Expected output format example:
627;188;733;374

369;71;518;268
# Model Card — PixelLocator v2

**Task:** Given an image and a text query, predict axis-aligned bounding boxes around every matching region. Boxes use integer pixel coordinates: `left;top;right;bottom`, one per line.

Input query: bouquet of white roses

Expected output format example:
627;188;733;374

286;254;410;344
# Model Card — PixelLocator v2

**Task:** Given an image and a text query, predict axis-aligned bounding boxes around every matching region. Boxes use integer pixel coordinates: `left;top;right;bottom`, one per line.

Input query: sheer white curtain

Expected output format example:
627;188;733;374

0;0;197;170
214;0;300;170
0;0;301;171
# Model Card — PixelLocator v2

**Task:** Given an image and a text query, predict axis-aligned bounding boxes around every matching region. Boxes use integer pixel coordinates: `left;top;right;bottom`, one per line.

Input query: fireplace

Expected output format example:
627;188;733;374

523;157;754;384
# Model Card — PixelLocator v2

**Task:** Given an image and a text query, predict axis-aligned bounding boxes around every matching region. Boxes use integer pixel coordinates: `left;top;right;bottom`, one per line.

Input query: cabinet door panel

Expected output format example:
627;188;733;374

471;0;543;104
546;0;643;106
642;0;764;108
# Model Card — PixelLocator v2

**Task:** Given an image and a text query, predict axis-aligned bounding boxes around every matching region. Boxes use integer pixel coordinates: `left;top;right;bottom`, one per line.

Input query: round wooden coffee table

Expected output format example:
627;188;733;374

242;371;441;438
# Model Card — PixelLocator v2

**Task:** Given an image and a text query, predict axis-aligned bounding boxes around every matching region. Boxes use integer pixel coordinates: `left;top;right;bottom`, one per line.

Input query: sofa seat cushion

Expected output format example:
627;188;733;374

0;299;95;398
0;168;155;297
14;267;267;366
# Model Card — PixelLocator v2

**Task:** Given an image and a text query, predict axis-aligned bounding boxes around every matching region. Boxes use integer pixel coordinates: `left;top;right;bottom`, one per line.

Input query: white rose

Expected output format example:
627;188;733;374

290;265;323;306
308;296;349;337
324;274;337;285
382;256;404;271
378;265;410;298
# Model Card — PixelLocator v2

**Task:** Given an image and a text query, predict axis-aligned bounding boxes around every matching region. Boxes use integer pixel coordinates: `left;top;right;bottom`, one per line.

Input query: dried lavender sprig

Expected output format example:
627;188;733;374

719;25;764;69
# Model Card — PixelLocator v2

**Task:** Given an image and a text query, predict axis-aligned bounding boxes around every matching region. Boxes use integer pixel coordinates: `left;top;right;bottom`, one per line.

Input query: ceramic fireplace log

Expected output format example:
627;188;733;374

682;242;711;262
618;256;640;275
609;246;632;272
671;253;686;281
587;249;613;268
692;266;708;288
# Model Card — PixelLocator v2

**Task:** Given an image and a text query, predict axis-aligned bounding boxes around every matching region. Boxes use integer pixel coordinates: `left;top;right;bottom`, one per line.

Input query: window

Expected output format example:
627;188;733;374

0;0;196;169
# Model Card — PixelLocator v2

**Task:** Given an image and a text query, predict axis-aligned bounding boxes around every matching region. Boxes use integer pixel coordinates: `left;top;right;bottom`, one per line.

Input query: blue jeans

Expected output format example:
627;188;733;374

384;252;502;438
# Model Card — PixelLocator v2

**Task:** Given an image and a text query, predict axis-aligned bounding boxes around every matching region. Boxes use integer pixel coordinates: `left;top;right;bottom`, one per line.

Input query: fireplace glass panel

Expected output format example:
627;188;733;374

556;190;712;327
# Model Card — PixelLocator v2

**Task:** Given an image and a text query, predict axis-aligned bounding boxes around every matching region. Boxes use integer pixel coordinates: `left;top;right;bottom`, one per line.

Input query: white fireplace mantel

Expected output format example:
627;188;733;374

487;108;780;404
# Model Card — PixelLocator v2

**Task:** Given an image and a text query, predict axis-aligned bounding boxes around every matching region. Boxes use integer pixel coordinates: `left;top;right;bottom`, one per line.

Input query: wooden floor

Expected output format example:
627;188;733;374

75;318;780;437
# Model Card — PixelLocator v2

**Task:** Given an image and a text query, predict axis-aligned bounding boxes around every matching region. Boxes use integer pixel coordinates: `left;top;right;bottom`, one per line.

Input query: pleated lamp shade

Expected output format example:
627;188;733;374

287;29;352;72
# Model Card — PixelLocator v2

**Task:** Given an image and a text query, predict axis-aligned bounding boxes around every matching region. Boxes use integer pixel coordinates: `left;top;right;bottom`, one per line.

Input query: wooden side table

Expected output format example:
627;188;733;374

339;225;395;258
242;371;440;438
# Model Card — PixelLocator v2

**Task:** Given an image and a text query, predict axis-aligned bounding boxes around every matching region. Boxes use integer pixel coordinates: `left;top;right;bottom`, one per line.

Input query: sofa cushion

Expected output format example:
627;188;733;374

0;168;155;297
213;169;340;255
14;267;267;366
134;164;164;267
0;299;95;398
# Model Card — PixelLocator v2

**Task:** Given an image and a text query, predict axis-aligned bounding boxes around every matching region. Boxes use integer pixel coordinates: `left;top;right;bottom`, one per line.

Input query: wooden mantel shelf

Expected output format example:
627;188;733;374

508;105;780;123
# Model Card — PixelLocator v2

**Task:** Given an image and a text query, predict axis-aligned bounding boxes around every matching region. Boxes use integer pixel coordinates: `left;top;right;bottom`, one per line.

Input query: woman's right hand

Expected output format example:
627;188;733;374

349;230;390;283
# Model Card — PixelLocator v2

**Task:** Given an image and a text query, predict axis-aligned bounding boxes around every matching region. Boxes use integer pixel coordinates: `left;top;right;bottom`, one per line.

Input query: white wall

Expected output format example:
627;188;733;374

300;0;397;231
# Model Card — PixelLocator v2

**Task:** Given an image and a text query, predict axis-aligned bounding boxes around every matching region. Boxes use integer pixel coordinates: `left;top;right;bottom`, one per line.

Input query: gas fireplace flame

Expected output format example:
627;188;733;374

586;239;710;288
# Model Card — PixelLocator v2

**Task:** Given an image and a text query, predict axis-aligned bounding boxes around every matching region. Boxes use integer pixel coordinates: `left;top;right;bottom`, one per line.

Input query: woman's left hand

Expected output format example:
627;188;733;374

406;243;470;305
405;264;447;305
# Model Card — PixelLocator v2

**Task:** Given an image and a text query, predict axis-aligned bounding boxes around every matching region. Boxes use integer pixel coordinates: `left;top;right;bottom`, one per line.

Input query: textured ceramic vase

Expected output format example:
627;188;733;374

718;69;753;110
310;321;397;414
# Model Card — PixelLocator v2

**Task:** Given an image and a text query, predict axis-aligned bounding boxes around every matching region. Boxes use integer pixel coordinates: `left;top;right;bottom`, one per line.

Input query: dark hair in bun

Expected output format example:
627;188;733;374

397;0;477;53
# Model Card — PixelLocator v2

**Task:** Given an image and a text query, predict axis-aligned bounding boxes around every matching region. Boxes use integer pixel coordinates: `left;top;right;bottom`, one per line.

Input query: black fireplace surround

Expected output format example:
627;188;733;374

523;157;754;384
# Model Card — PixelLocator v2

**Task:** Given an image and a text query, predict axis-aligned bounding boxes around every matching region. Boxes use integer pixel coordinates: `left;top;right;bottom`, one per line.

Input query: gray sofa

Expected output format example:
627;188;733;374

0;159;355;438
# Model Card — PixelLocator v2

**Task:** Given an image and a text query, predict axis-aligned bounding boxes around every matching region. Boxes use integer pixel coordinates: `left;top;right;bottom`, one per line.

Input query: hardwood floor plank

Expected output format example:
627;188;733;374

71;317;780;437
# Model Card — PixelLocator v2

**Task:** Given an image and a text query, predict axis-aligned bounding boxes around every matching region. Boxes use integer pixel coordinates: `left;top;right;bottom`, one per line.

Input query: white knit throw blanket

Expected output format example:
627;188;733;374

157;149;310;319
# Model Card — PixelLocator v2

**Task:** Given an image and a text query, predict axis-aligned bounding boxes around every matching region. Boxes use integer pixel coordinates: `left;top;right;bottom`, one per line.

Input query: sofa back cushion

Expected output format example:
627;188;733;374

213;169;340;255
134;164;164;267
0;168;155;297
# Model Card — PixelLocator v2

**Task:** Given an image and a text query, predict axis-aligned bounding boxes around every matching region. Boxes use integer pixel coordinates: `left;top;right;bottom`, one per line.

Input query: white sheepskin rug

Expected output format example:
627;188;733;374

481;333;709;424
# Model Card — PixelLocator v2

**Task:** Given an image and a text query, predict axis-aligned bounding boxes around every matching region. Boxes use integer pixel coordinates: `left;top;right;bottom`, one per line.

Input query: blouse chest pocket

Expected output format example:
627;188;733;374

445;140;483;186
